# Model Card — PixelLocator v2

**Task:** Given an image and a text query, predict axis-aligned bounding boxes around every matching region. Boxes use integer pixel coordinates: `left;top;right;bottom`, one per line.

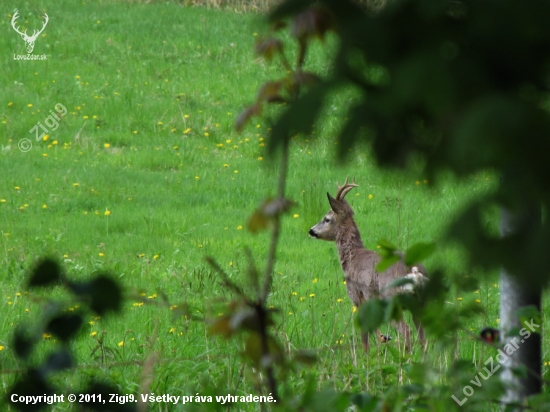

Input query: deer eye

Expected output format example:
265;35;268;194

324;217;331;223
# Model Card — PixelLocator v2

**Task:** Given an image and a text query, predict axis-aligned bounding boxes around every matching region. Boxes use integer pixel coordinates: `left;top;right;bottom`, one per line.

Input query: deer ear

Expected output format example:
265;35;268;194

327;193;346;215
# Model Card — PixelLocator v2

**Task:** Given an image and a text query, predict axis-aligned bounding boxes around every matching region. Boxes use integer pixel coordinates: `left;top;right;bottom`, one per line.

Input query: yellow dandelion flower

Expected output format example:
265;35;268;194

43;135;49;141
42;204;47;209
457;297;463;301
293;214;299;218
0;346;4;350
237;225;243;230
90;331;98;337
300;297;305;301
352;306;357;313
104;143;110;148
258;156;263;161
312;278;318;283
98;252;105;257
368;194;374;200
475;299;481;303
104;210;111;216
169;327;176;333
337;298;343;303
43;333;51;339
28;104;33;108
118;341;124;347
73;183;79;187
309;294;315;298
292;292;297;296
133;302;144;307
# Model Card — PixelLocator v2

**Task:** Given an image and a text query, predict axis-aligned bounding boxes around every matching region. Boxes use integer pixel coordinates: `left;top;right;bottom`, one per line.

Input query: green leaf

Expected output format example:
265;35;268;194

294;349;317;365
244;332;283;367
13;328;36;360
268;82;332;153
404;242;436;266
255;37;284;62
385;295;403;323
375;254;400;273
517;305;542;332
46;314;83;342
68;275;123;316
357;299;386;334
28;258;61;288
377;238;398;253
350;393;379;412
235;103;262;132
89;275;123;315
41;349;73;375
247;197;296;233
386;277;416;290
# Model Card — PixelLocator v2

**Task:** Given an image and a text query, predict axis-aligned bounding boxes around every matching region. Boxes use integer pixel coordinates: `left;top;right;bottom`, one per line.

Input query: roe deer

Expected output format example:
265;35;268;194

309;178;427;351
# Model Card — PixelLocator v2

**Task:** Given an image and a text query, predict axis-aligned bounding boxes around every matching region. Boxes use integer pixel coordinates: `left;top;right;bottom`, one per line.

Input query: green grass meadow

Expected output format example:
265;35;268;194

0;1;546;410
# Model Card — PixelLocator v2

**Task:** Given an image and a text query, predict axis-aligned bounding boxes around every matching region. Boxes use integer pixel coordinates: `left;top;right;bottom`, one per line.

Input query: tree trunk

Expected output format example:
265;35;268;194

499;206;542;408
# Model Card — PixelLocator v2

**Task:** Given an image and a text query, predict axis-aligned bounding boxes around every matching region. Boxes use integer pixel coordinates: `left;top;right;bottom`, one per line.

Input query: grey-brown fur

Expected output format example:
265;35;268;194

309;178;426;351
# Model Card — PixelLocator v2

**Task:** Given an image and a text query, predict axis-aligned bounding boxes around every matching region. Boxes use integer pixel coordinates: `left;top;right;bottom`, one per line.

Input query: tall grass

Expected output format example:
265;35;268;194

0;1;544;410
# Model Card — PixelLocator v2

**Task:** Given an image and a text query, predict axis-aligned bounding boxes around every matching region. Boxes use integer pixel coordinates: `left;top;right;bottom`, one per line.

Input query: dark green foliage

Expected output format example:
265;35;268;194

268;0;550;289
233;0;550;407
13;327;37;360
46;314;83;342
6;260;131;411
28;258;61;288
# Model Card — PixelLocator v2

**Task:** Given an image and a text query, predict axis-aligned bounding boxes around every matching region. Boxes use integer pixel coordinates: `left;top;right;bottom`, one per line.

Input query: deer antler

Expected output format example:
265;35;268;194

335;177;359;201
28;13;49;41
11;11;26;37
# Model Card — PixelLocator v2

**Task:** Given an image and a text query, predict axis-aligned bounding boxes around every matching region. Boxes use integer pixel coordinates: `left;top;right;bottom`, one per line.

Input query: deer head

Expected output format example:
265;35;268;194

11;10;49;54
309;177;359;241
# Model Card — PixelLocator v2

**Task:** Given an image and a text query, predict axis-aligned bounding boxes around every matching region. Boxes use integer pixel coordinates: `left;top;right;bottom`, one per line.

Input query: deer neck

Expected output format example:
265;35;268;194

335;222;365;272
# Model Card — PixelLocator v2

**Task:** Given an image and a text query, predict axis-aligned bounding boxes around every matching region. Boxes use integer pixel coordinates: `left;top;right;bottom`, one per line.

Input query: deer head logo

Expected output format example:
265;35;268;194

11;10;49;54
